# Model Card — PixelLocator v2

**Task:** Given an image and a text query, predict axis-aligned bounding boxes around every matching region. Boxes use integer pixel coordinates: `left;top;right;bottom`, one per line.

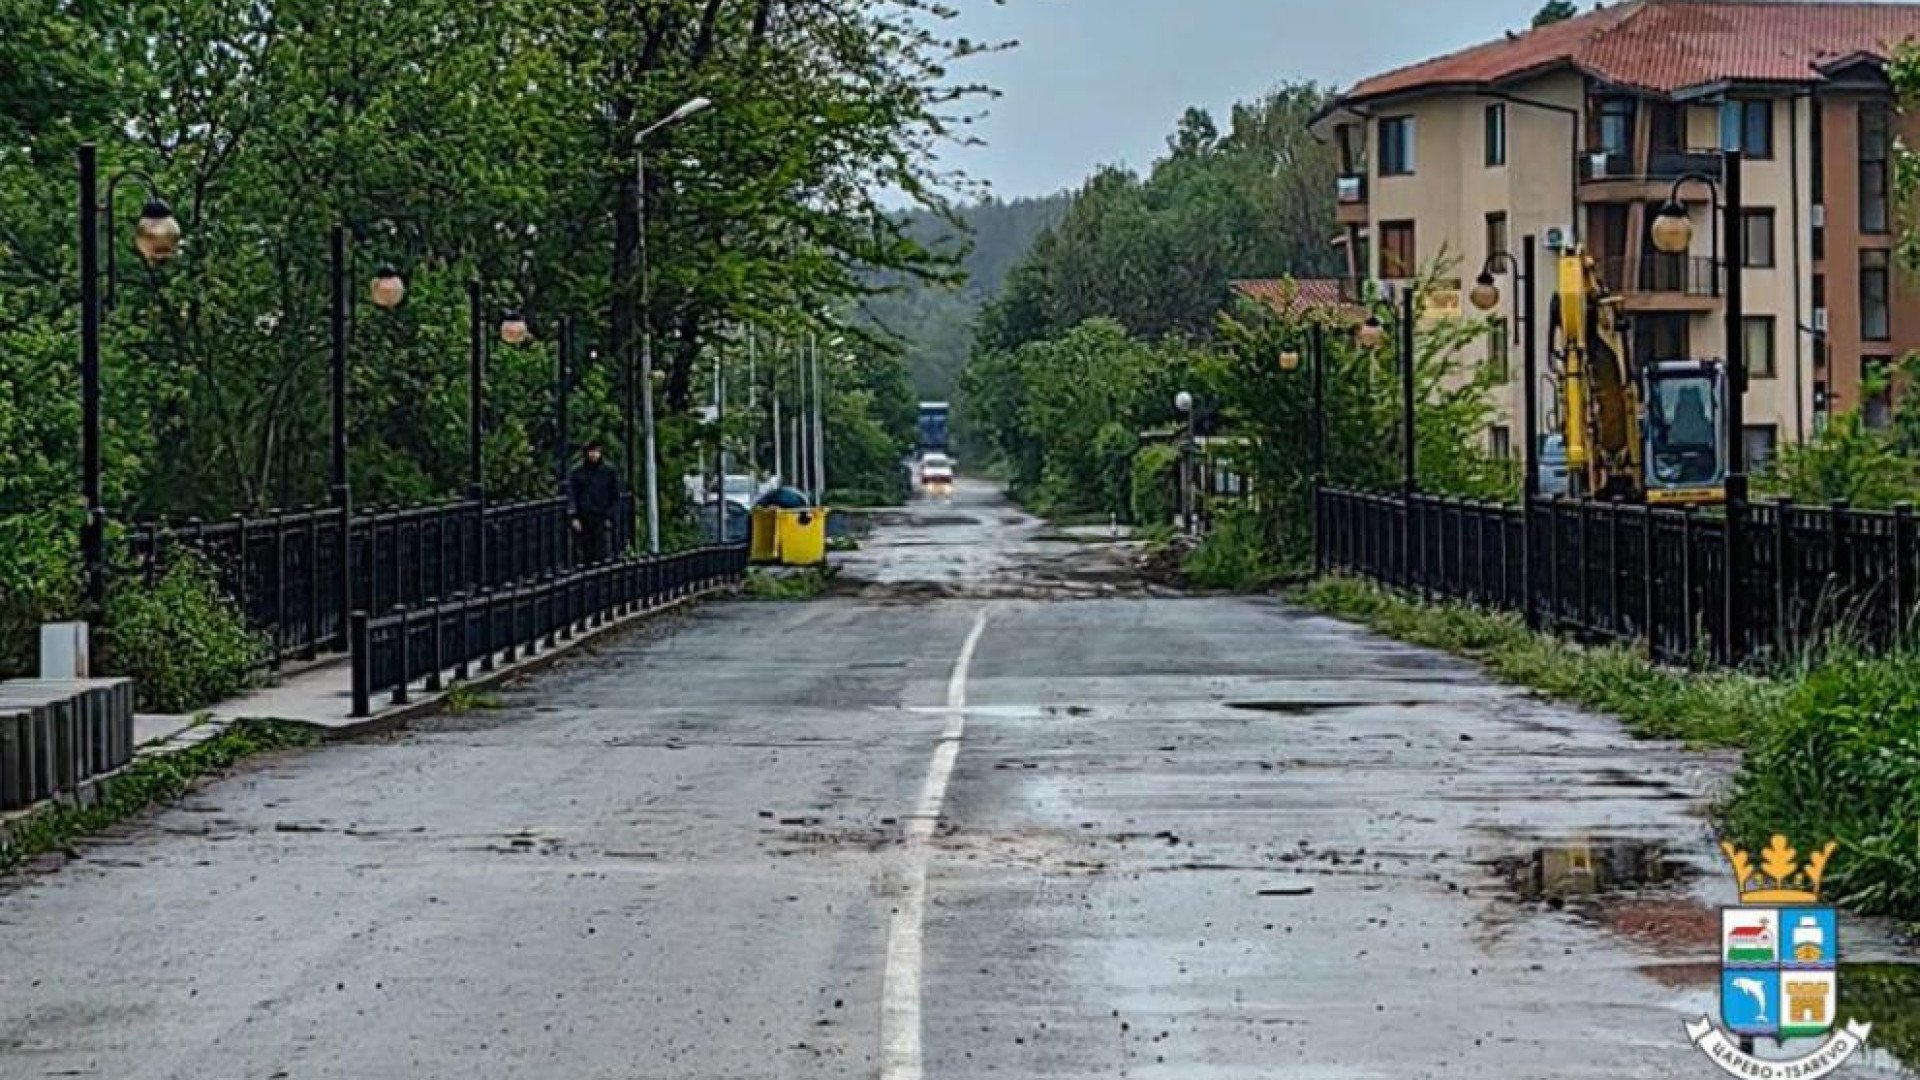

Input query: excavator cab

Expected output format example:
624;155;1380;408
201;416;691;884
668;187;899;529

1640;360;1729;505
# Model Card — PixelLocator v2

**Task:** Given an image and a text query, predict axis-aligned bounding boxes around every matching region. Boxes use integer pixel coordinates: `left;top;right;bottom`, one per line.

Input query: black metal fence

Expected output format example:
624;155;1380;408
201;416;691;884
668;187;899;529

127;494;635;668
1316;486;1919;667
349;544;747;716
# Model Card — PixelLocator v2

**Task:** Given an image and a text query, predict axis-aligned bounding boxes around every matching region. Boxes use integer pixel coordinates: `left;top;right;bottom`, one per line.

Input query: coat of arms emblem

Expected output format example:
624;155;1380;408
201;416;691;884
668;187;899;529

1686;835;1872;1078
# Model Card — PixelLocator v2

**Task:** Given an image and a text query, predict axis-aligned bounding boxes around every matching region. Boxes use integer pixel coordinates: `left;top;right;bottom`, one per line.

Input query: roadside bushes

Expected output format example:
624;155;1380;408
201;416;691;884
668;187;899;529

1129;443;1180;528
1721;653;1920;920
102;554;262;713
1183;504;1288;591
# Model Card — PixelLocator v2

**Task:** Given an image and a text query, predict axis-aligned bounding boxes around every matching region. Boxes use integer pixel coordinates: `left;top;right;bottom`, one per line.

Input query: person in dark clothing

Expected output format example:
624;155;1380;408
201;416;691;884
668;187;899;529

568;442;621;564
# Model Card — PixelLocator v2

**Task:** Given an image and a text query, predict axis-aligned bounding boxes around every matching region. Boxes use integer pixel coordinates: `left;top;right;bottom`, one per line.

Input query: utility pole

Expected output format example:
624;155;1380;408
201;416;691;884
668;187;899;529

812;334;827;503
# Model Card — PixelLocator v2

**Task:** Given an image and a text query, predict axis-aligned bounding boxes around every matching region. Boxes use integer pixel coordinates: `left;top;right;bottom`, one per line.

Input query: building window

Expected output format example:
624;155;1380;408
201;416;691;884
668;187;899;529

1863;249;1892;341
1743;316;1776;379
1596;97;1636;155
1379;116;1415;176
1634;314;1690;362
1380;220;1417;278
1650;102;1684;153
1486;211;1508;261
1721;100;1774;158
1485;103;1507;167
1744;425;1779;472
1860;103;1891;235
1490;425;1512;460
1741;210;1775;268
1489;318;1511;381
1864;356;1894;429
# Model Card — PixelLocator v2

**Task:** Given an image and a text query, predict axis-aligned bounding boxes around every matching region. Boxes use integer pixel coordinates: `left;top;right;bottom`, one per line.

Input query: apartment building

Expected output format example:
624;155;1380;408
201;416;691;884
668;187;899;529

1313;0;1920;468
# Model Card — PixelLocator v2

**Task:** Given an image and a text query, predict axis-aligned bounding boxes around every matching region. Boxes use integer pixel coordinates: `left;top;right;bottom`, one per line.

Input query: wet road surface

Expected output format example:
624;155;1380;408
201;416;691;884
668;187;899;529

2;479;1913;1079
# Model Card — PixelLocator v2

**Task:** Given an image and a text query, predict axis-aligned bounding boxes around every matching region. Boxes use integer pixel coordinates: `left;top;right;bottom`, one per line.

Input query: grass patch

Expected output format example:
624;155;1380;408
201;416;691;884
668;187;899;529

443;684;506;714
742;566;836;601
0;719;318;873
1294;575;1782;746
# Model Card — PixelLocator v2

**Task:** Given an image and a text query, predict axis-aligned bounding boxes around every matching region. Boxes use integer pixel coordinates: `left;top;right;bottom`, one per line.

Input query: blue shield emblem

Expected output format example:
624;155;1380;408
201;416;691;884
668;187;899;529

1721;906;1837;1040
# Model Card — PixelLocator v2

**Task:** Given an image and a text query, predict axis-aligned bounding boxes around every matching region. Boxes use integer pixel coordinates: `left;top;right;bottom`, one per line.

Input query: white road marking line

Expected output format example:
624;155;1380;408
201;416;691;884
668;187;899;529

881;606;989;1080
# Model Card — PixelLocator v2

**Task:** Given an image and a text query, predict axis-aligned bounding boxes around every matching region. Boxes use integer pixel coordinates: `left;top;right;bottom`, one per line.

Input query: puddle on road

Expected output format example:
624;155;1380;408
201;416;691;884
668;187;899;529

1226;700;1371;715
1640;960;1920;1075
1226;699;1442;715
1490;839;1691;906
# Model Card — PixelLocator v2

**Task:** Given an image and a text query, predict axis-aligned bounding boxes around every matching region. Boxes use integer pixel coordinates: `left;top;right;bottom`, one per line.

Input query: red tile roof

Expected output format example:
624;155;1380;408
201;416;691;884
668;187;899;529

1230;278;1366;321
1342;0;1920;104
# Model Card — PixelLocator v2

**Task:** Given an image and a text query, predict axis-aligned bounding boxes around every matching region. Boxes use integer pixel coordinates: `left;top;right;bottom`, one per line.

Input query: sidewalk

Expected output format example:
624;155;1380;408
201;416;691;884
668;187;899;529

132;583;728;752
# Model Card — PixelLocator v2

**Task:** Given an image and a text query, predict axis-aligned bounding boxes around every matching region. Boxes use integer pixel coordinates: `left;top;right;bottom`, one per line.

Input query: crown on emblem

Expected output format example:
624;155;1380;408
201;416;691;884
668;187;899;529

1720;834;1836;904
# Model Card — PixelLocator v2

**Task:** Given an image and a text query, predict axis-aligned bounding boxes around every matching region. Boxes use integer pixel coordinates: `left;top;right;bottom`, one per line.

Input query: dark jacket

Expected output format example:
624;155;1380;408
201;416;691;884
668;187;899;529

568;461;620;519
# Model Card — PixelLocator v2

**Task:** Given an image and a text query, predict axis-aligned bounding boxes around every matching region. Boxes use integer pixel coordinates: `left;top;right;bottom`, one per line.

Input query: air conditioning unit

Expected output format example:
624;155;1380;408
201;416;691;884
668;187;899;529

1813;307;1829;333
1588;151;1612;178
1811;204;1826;229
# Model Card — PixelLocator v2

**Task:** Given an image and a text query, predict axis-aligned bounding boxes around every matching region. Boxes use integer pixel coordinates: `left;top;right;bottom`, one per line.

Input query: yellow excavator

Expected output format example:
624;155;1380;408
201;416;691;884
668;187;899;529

1547;247;1729;505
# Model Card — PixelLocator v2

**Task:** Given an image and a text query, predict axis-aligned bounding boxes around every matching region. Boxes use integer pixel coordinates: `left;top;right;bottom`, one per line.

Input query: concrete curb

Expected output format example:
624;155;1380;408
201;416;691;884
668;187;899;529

286;583;740;743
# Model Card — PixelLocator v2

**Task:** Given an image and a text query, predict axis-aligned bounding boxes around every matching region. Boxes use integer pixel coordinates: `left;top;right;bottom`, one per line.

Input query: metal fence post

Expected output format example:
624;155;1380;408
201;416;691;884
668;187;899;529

425;601;444;693
1895;503;1915;643
1607;498;1622;640
1575;499;1590;634
1829;500;1852;637
1773;498;1794;654
1641;506;1657;657
391;605;411;705
1723;492;1747;665
454;592;471;682
269;509;288;668
1679;507;1696;662
349;611;371;718
306;512;323;659
1546;498;1561;632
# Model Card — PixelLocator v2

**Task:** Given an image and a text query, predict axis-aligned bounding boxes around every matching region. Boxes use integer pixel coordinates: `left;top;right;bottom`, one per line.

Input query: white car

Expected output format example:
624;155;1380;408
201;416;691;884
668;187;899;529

920;453;954;493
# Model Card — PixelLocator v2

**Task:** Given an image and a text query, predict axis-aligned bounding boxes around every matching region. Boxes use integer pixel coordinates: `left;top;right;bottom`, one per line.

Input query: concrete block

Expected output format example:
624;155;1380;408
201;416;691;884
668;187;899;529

39;622;90;679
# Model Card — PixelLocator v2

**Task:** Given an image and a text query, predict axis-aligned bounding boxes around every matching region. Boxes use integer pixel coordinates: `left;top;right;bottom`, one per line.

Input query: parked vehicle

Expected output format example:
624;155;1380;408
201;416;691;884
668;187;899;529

1537;434;1570;497
919;453;954;497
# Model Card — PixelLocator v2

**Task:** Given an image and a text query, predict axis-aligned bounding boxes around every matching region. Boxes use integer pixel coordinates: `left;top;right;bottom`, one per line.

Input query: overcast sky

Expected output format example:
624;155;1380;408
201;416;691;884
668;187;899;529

933;0;1573;199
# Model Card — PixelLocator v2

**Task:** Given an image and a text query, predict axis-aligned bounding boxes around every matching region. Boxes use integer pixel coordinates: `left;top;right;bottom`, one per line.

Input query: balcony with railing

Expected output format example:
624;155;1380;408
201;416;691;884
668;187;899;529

1580;147;1725;200
1599;254;1721;312
1335;172;1368;225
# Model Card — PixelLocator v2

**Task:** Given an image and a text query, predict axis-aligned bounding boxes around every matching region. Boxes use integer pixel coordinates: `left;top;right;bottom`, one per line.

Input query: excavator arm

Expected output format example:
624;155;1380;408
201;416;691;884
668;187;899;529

1550;248;1642;499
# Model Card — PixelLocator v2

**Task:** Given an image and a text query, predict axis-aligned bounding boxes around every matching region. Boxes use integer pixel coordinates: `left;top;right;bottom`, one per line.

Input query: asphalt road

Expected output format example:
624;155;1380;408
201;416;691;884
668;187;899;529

1;479;1913;1079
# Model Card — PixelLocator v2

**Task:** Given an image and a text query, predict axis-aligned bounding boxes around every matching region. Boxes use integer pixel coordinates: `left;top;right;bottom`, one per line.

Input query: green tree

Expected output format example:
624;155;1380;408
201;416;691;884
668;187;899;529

1532;1;1579;27
978;84;1342;353
1197;269;1513;574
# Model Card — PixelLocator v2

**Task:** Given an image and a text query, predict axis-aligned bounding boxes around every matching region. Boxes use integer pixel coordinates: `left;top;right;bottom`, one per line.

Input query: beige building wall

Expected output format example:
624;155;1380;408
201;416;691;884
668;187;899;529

1349;75;1823;462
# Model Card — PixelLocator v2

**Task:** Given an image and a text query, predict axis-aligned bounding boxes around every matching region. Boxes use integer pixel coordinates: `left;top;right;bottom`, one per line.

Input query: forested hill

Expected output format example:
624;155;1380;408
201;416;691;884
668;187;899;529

858;193;1072;399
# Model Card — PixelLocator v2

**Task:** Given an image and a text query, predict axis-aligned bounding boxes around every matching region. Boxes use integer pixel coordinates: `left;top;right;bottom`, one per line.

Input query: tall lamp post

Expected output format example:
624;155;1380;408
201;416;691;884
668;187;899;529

1652;149;1746;661
633;95;714;553
1356;287;1418;582
1471;234;1539;626
77;144;183;613
326;224;410;649
1174;390;1197;534
1278;329;1328;569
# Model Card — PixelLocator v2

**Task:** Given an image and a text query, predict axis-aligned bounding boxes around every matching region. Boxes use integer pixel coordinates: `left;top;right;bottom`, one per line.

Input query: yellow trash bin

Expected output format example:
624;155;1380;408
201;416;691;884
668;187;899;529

749;507;780;563
776;507;828;566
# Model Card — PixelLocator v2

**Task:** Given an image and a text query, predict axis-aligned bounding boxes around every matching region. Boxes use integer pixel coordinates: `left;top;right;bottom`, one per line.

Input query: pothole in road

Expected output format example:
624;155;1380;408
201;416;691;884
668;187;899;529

1488;838;1692;907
